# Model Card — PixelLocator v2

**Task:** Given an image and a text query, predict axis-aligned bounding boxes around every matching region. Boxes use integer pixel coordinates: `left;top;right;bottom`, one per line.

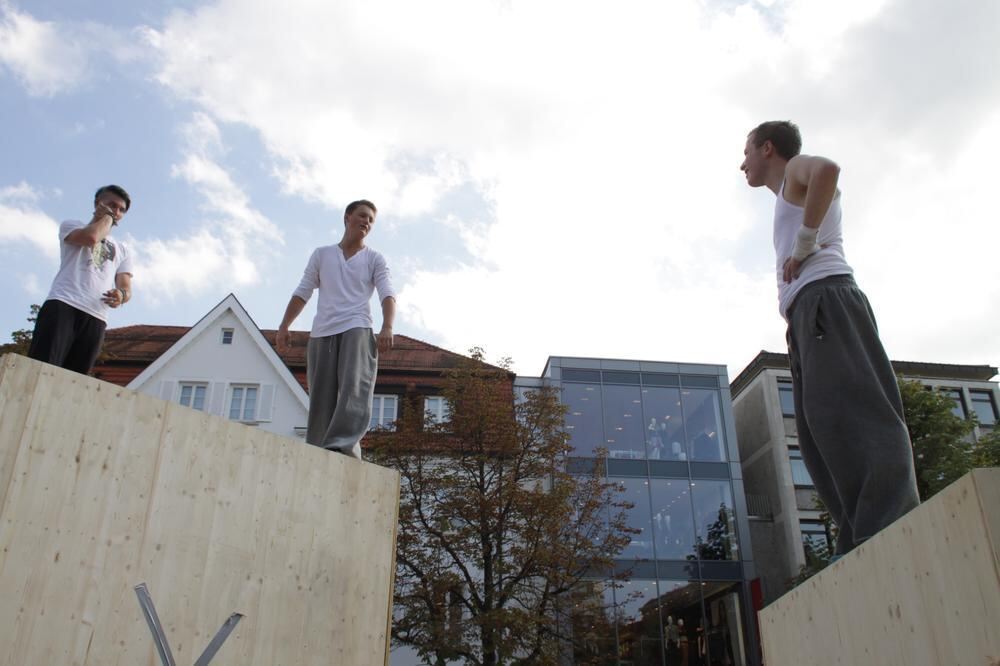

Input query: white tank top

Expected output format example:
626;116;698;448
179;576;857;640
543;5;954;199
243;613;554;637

773;182;853;319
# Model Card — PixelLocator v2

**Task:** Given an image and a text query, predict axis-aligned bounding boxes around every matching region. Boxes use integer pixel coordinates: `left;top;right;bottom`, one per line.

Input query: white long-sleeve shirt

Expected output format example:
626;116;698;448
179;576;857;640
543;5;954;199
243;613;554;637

292;244;396;337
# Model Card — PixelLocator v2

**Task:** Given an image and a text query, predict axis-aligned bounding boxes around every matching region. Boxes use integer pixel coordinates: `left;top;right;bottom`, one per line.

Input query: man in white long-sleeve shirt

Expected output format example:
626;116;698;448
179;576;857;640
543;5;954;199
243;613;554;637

276;199;396;460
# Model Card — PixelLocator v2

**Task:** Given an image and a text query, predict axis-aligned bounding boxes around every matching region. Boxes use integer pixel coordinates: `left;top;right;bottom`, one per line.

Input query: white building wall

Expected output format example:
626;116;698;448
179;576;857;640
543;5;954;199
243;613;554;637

132;310;308;440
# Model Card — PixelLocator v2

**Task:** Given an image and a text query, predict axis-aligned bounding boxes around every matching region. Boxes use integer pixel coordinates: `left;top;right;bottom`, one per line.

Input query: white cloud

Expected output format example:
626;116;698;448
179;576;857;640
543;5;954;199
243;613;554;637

0;181;59;259
0;2;154;96
0;2;89;95
143;0;999;373
17;272;41;296
131;112;283;302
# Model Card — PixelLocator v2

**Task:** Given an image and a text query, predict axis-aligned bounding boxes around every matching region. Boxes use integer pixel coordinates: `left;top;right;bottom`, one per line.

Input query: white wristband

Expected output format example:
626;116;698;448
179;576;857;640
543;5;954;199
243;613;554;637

791;225;821;261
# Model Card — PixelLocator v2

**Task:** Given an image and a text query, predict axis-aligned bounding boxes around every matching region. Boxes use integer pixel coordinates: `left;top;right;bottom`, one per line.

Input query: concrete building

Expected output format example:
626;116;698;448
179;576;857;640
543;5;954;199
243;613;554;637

729;350;999;604
519;355;761;666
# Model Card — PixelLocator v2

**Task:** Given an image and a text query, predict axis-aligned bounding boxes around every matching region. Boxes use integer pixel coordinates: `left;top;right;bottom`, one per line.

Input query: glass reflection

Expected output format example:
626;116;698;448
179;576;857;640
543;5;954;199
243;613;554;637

701;581;747;666
567;579;617;665
650;478;697;560
690;481;739;561
682;389;726;462
641;386;686;461
618;477;654;560
655;580;705;666
603;384;645;459
563;383;603;456
614;579;664;665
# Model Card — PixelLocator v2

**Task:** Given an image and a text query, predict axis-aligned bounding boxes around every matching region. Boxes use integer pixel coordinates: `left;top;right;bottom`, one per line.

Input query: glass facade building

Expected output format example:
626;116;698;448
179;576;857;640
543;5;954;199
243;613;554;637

520;357;760;666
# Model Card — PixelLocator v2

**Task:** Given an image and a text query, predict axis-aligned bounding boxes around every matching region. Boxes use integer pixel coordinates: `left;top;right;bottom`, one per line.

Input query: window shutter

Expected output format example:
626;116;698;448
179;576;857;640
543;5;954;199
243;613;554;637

209;382;227;415
257;384;275;422
159;381;176;402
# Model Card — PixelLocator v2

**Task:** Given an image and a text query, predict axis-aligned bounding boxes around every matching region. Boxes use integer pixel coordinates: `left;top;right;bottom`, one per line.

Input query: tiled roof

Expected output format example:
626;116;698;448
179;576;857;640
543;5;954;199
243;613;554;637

94;325;508;389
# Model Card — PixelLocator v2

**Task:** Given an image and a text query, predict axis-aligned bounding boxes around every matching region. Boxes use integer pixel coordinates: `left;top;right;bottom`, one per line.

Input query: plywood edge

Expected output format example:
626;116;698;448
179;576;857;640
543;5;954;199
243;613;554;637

760;467;992;623
0;354;42;519
0;353;13;385
970;467;1000;572
383;476;401;666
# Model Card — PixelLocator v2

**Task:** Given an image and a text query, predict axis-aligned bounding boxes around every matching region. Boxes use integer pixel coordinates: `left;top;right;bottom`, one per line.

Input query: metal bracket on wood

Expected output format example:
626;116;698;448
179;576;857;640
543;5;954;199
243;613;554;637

134;583;244;666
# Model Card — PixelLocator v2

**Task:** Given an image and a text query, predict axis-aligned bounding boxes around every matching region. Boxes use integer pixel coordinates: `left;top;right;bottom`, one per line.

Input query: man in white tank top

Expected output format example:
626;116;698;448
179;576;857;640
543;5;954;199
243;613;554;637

741;121;919;557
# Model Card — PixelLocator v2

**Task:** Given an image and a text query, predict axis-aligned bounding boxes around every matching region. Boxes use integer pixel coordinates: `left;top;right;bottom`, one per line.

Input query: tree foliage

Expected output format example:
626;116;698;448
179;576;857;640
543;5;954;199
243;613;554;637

788;376;998;589
970;427;1000;468
0;304;40;356
785;492;838;589
370;349;633;666
899;378;977;500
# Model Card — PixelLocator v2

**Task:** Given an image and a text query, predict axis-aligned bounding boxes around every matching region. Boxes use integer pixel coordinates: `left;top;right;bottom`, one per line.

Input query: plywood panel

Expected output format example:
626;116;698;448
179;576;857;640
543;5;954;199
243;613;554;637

0;355;41;515
759;467;1000;666
0;354;399;665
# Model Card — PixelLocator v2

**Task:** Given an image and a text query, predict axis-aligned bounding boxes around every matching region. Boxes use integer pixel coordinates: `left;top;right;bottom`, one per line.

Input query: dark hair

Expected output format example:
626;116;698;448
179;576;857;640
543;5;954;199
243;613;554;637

94;185;131;211
345;199;377;216
749;121;802;160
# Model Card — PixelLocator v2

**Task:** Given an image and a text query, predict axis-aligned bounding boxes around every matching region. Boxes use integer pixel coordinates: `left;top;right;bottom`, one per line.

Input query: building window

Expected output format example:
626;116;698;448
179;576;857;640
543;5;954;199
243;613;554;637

690;480;739;561
650;478;696;559
800;520;832;564
563;383;604;457
788;448;813;487
178;383;207;411
777;379;795;417
371;394;398;431
424;396;450;426
221;328;234;345
939;388;966;419
682;389;726;462
970;390;997;427
229;385;259;421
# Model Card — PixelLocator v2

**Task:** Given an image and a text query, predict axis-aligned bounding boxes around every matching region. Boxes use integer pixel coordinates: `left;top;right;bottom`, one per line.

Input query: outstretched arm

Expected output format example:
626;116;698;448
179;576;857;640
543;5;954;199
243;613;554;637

276;296;307;354
783;154;840;282
377;296;396;353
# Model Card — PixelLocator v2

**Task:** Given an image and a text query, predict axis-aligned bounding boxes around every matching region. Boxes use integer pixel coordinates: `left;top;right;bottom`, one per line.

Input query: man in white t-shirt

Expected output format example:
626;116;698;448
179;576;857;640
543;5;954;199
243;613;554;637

276;199;396;460
28;185;134;374
740;121;919;557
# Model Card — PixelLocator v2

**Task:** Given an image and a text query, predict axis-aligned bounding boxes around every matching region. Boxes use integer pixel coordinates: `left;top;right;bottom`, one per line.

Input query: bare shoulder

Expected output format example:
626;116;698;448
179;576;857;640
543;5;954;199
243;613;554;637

781;156;809;204
783;154;840;202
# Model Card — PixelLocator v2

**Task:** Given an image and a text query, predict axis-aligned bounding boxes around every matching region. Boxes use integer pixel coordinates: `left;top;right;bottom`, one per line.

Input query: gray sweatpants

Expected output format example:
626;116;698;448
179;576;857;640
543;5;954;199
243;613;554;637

786;275;920;555
306;327;378;460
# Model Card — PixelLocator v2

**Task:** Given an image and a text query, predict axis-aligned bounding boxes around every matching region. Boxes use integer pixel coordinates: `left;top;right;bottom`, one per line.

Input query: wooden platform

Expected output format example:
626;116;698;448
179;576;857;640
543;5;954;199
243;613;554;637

0;354;400;665
759;467;1000;666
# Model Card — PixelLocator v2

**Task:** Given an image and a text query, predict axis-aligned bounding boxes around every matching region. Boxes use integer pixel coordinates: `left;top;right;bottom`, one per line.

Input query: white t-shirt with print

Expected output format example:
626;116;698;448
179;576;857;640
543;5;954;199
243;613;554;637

46;220;134;322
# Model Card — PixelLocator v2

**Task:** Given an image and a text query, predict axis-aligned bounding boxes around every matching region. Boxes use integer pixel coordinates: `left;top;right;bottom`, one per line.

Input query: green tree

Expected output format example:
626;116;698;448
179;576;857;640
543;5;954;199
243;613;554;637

786;493;837;589
971;427;1000;468
370;349;633;666
898;378;976;500
0;304;40;356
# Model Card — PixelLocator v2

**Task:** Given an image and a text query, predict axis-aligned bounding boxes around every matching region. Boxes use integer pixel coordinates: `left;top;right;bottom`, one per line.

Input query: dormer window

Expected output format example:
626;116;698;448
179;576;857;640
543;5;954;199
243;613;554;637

221;328;234;345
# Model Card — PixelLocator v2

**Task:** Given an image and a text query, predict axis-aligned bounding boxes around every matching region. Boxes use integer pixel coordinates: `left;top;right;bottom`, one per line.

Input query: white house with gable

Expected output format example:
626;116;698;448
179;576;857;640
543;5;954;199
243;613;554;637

127;294;309;439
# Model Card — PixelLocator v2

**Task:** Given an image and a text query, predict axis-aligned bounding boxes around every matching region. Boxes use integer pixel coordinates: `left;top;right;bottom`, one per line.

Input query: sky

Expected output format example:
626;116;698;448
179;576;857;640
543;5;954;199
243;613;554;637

1;0;998;380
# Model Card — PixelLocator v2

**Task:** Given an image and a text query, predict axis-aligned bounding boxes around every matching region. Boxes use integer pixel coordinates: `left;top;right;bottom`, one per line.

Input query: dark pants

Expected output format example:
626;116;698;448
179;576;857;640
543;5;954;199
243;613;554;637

28;299;106;375
786;275;920;555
